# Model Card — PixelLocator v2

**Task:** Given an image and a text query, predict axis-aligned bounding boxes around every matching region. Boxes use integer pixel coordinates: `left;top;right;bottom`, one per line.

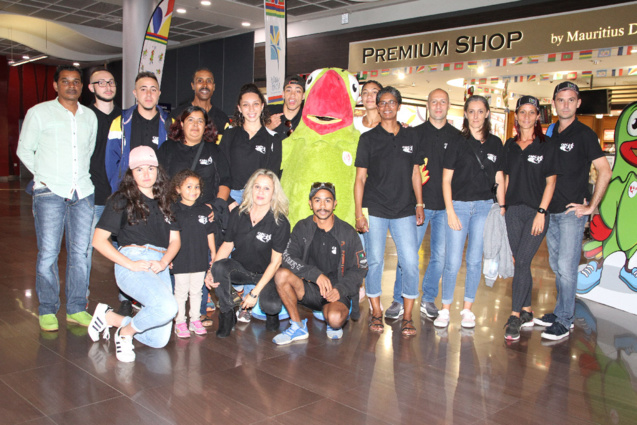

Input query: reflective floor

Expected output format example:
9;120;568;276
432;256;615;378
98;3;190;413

1;180;636;425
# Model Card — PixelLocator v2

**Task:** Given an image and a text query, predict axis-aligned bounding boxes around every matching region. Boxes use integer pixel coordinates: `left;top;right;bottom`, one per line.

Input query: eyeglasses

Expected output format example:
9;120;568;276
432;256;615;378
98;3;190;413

378;100;398;107
90;80;117;87
311;182;335;190
284;120;294;136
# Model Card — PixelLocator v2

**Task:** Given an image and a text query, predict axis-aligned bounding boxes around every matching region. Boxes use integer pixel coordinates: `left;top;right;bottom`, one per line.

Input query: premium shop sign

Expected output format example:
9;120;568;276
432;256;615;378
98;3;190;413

350;3;637;71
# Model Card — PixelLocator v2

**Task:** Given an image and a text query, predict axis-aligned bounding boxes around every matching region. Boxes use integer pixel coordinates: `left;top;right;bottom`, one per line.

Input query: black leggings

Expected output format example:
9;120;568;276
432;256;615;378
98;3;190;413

505;204;550;313
210;258;281;314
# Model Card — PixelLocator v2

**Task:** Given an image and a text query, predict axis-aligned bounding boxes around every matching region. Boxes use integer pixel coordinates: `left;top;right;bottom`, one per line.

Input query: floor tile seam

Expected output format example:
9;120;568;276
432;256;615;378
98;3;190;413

48;395;157;423
0;376;51;422
0;344;68;378
246;363;331;401
69;352;142;397
259;347;362;378
324;390;397;425
483;398;601;425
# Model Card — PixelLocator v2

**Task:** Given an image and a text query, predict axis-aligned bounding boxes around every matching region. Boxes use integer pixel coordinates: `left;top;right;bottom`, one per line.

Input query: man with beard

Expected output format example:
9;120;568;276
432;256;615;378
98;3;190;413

270;183;367;344
17;65;97;331
105;71;172;192
169;68;229;140
267;75;305;137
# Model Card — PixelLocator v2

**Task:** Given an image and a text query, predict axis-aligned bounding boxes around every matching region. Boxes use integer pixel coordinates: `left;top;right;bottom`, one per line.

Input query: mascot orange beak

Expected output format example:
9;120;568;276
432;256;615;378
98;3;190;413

302;70;354;136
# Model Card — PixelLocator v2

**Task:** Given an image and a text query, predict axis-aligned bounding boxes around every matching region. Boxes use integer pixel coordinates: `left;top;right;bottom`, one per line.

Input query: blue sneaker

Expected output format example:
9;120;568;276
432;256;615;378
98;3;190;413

272;319;309;345
577;261;602;294
619;267;637;291
326;325;343;340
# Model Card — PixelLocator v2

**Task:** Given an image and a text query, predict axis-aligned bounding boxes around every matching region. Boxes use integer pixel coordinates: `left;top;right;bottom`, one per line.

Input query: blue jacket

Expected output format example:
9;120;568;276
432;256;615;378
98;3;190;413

105;105;171;192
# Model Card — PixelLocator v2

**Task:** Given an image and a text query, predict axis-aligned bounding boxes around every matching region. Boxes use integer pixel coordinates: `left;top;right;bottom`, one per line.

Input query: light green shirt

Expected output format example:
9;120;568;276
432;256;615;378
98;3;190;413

17;98;97;199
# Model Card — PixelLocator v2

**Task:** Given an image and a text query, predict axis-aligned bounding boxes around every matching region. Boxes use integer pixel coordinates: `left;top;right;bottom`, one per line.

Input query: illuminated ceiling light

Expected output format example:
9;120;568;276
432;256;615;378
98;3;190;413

7;59;15;65
176;8;186;13
11;55;48;67
22;55;29;59
477;66;484;74
201;0;211;5
398;72;405;80
242;22;251;27
447;78;464;88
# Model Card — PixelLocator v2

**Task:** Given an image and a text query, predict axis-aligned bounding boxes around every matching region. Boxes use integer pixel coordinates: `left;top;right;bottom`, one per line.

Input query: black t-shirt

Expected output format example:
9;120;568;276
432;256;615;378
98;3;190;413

503;136;559;210
219;126;283;190
355;125;421;219
309;227;340;282
169;102;229;136
443;133;504;202
549;119;604;213
224;209;290;274
88;103;122;206
171;202;218;274
97;193;179;248
130;109;160;151
157;139;231;205
416;121;462;210
268;104;303;137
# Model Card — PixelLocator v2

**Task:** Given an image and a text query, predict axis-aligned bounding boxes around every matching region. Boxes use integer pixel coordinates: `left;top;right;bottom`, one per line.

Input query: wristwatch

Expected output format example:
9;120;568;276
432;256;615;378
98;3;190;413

248;290;258;299
537;208;547;214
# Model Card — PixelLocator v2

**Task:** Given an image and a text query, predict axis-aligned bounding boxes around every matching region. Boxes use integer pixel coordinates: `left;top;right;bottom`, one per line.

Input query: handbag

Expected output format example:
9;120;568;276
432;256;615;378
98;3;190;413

465;138;498;202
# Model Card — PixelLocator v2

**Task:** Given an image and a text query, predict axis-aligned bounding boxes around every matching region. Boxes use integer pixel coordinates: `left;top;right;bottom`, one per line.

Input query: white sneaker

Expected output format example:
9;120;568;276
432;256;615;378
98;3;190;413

88;303;112;342
433;309;450;327
460;309;476;328
115;327;135;363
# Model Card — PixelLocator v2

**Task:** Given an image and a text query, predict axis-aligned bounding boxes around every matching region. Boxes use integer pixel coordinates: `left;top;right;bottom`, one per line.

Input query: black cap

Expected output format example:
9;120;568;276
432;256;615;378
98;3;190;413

285;75;306;92
516;95;540;111
553;81;579;98
309;182;336;200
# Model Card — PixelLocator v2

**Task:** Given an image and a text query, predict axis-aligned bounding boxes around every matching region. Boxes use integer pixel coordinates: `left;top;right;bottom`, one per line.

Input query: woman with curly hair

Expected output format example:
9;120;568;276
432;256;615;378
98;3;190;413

206;169;290;337
219;83;283;207
88;146;180;362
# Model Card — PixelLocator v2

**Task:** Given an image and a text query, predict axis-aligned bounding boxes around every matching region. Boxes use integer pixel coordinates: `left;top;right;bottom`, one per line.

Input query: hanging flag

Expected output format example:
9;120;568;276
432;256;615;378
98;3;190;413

540;74;551;81
579;50;593;60
527;56;539;64
561;52;574;61
416;65;426;73
381;69;390;76
581;70;593;78
265;0;286;105
358;71;368;81
628;68;637;75
617;46;626;56
443;63;451;71
612;69;624;77
496;58;507;67
566;72;577;80
510;57;523;65
467;61;478;69
428;64;438;72
138;0;175;86
527;75;536;82
479;78;487;84
481;59;492;68
370;70;379;78
490;77;499;84
596;69;608;77
598;48;612;58
454;62;464;70
547;53;557;63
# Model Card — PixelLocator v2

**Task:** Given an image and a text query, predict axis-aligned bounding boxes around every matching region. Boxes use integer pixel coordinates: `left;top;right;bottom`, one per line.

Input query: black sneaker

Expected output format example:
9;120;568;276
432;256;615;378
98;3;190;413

519;310;534;328
534;313;574;329
541;322;570;341
116;300;133;317
504;315;522;341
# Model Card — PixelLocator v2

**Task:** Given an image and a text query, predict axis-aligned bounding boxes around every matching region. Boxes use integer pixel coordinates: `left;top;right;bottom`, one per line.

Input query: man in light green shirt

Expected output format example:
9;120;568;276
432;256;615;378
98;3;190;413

17;65;98;332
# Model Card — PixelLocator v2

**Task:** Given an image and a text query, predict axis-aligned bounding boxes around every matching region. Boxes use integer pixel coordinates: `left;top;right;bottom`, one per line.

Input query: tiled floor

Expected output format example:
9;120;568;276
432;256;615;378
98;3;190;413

1;180;636;425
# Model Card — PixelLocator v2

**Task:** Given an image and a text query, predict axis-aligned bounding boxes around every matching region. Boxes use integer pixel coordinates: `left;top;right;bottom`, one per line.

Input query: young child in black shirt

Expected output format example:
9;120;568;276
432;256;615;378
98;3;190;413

170;170;219;338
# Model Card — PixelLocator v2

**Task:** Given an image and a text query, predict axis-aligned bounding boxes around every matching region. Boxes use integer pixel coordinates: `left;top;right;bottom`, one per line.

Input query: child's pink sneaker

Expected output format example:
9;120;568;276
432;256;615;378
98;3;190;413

174;322;190;338
189;320;207;335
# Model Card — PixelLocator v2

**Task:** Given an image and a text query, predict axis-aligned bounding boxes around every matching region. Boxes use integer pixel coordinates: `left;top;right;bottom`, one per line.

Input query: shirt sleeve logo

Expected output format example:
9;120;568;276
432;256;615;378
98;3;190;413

152;136;159;145
356;250;368;268
255;145;266;154
527;155;544;164
342;151;352;166
560;143;574;152
487;153;497;162
198;215;208;224
402;145;413;153
444;142;448;149
199;156;213;165
256;232;272;243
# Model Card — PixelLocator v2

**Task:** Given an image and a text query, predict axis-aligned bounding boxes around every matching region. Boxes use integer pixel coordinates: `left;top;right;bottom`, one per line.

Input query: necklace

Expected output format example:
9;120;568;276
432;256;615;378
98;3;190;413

250;209;267;225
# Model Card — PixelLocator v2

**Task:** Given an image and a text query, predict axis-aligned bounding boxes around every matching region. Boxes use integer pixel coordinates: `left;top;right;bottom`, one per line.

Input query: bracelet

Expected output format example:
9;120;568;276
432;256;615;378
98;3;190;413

500;205;507;209
248;290;258;299
537;208;547;215
415;203;424;208
356;216;366;221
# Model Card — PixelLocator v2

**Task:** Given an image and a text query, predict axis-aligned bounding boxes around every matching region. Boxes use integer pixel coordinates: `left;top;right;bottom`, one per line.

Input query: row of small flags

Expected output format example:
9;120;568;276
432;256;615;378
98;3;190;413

356;46;637;81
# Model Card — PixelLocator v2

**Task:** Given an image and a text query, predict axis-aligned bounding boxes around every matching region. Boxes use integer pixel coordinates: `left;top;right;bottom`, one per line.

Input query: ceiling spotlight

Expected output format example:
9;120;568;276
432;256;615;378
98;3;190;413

201;0;211;5
176;8;186;13
477;66;484;74
22;55;29;60
398;72;405;80
242;22;251;27
7;59;15;65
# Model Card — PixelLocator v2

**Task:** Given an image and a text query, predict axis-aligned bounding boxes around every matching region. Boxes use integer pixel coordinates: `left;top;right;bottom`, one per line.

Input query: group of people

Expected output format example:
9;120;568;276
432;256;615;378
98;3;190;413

17;63;611;364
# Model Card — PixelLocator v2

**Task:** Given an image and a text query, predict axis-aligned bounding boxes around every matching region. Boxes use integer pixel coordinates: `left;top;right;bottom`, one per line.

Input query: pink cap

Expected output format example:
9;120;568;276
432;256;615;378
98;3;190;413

129;146;158;169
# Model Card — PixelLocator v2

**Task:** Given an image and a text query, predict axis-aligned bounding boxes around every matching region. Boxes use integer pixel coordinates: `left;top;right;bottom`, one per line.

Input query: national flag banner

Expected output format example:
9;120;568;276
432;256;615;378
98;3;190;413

468;61;478;69
596;69;608;77
540;74;551;81
496;58;507;67
490;77;499;84
617;46;626;56
561;52;574;61
265;0;286;105
443;63;451;71
391;68;402;76
579;50;593;60
428;64;438;72
510;57;523;65
370;70;379;78
527;75;536;82
381;69;390;76
527;56;539;64
479;78;487;84
469;79;476;85
566;72;577;80
454;62;464;70
502;76;511;83
612;68;624;77
554;73;563;80
481;59;492;68
628;67;637;75
581;70;593;78
404;66;413;75
139;0;175;86
513;76;519;83
358;71;368;81
547;53;557;62
416;65;426;73
598;48;612;58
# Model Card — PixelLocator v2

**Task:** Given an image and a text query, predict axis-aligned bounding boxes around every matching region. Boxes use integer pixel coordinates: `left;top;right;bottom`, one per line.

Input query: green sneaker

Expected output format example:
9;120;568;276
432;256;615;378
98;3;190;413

39;314;59;332
67;311;93;327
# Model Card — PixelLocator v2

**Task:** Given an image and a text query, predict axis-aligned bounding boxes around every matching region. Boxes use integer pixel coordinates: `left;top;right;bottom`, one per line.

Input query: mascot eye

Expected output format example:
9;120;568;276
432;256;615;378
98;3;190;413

348;74;360;98
305;69;322;91
628;110;637;137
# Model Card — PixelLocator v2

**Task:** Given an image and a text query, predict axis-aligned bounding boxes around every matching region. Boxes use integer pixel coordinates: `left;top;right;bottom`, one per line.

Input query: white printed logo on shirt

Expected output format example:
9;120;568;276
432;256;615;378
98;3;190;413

527;155;544;164
198;215;208;225
331;246;337;255
255;145;266;154
444;142;448;149
402;145;413;154
342;151;352;166
256;232;272;243
152;136;159;145
199;156;213;166
487;153;497;163
560;143;574;152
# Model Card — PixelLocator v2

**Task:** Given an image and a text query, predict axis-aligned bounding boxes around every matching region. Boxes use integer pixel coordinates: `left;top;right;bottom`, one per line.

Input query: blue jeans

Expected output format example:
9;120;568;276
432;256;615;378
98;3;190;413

546;211;587;328
364;215;419;299
394;209;447;304
442;200;492;305
230;189;244;205
116;245;178;348
33;187;94;315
